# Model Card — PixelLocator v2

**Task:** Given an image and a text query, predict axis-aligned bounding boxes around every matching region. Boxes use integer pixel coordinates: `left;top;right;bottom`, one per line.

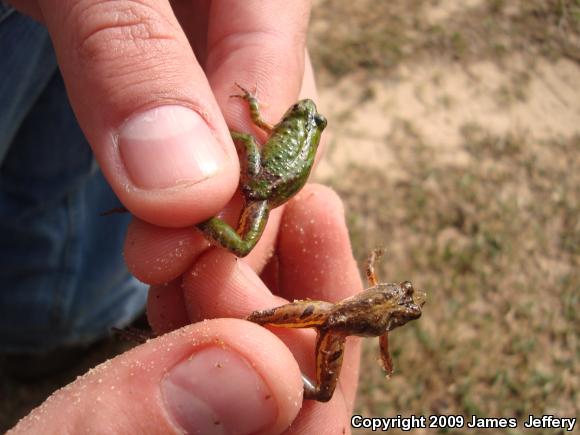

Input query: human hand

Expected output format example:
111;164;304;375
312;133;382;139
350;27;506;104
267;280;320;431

11;185;363;434
8;1;364;431
8;0;315;227
10;0;329;301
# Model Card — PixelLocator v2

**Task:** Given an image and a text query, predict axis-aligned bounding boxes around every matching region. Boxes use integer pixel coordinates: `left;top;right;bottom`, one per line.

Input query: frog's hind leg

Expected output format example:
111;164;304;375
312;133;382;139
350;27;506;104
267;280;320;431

231;83;274;134
303;330;346;402
236;199;269;247
378;332;394;375
365;248;384;286
197;200;269;257
247;300;333;328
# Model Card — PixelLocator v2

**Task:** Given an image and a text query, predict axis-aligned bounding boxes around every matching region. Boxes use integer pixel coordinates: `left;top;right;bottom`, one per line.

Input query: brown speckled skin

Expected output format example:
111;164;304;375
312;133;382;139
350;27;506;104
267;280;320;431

247;249;426;402
197;85;327;257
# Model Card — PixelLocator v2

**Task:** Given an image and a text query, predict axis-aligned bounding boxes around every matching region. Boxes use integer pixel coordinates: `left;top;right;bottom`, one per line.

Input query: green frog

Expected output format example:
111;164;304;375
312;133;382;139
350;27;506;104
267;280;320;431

247;249;426;402
197;84;327;257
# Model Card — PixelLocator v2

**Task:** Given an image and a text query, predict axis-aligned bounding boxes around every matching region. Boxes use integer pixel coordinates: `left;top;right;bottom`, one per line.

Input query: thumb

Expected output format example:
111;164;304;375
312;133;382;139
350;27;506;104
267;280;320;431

36;0;239;227
9;320;302;435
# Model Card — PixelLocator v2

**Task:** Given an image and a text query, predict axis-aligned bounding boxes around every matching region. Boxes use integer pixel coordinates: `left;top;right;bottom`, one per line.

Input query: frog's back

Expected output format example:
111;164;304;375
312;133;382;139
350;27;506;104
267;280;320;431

250;109;321;205
324;286;398;336
263;117;311;172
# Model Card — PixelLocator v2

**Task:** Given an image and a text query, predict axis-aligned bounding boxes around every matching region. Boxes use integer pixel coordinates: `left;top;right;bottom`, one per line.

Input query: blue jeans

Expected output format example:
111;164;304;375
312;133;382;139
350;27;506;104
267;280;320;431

0;4;147;353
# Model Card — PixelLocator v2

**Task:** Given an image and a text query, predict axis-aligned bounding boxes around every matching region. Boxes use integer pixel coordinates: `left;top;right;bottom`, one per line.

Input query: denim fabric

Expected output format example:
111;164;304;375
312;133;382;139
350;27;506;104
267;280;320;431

0;6;147;353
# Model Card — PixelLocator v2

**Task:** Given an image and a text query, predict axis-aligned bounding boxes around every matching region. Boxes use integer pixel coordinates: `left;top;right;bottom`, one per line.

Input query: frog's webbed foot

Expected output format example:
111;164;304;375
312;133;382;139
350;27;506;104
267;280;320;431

365;248;384;286
230;83;274;134
378;332;394;376
302;330;346;402
247;300;333;328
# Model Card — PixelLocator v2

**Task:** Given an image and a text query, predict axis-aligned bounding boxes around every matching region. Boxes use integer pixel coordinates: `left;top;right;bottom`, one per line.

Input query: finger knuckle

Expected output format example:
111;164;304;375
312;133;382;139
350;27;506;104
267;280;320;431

69;0;182;64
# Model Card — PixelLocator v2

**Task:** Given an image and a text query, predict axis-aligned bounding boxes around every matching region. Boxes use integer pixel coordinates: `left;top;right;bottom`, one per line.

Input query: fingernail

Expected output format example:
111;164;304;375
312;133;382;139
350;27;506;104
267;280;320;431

162;346;277;435
119;106;226;189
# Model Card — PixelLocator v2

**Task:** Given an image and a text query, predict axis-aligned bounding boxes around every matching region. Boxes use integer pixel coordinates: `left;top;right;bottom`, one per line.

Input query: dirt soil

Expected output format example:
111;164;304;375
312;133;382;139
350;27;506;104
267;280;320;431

1;0;579;433
309;0;579;433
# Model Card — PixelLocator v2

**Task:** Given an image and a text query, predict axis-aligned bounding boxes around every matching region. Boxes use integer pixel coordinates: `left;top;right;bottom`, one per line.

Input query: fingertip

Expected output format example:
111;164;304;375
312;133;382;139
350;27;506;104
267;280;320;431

124;218;208;285
206;1;311;135
161;320;303;435
291;183;346;219
278;183;359;302
182;248;274;321
147;280;189;335
113;106;241;227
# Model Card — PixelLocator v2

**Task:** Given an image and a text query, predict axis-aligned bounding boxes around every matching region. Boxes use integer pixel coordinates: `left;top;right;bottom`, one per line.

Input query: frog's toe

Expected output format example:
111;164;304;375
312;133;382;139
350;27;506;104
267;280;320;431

230;82;253;99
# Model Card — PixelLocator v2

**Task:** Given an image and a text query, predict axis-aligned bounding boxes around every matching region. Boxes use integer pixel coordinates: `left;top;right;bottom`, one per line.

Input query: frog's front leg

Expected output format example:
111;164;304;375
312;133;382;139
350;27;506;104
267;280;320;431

247;300;333;328
231;131;261;179
231;84;274;134
303;330;347;402
365;248;384;286
197;200;269;257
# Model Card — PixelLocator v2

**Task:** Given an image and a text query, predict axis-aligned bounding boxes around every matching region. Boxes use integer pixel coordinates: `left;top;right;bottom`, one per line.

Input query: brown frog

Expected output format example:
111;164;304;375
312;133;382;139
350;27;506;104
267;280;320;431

247;249;426;402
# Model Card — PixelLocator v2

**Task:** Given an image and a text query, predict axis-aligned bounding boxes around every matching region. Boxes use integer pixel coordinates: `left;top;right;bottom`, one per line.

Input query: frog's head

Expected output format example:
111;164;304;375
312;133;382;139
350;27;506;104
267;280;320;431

286;99;327;131
384;281;426;331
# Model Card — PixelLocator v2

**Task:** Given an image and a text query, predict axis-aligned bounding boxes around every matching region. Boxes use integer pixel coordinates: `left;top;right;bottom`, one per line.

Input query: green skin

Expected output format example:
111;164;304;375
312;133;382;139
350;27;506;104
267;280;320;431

197;85;327;257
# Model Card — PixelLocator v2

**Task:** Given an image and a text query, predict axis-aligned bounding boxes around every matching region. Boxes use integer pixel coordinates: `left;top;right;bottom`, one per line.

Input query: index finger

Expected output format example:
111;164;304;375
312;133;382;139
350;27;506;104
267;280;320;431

205;0;313;135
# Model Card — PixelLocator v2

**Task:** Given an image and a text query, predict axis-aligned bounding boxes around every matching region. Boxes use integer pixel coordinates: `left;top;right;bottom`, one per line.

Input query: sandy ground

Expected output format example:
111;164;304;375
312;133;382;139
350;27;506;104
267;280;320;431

315;57;580;181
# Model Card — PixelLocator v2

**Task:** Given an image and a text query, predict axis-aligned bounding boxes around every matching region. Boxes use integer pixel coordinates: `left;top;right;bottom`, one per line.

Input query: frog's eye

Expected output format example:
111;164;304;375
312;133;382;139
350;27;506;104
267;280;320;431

314;114;327;129
401;281;414;297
